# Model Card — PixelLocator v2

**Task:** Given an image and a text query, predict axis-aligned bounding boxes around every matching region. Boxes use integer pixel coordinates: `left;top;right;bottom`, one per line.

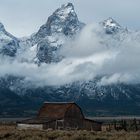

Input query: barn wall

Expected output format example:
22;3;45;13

64;104;85;129
64;118;84;130
43;120;66;130
65;104;84;119
83;120;101;131
43;121;56;130
17;124;43;130
92;122;101;131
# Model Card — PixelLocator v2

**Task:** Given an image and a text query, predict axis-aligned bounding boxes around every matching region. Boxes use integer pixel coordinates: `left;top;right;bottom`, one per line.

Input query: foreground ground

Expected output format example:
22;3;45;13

0;125;140;140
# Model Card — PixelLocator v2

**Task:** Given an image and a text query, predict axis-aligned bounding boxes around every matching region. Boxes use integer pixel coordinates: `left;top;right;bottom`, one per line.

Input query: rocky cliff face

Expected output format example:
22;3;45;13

100;17;123;34
0;22;19;57
32;3;84;43
33;3;84;63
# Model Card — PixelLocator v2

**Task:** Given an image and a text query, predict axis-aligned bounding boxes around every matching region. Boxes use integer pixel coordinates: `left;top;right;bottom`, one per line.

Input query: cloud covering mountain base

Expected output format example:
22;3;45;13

1;23;140;87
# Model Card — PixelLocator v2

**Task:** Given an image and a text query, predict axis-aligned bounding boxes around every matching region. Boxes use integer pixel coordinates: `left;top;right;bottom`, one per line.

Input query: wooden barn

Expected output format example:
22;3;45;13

17;102;102;131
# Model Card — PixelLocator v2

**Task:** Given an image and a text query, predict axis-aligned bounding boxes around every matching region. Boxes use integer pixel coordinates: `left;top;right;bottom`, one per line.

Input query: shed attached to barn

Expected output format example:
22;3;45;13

17;102;102;131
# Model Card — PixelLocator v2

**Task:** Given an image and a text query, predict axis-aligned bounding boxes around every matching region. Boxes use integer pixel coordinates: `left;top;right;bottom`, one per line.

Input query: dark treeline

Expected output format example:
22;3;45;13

102;119;140;131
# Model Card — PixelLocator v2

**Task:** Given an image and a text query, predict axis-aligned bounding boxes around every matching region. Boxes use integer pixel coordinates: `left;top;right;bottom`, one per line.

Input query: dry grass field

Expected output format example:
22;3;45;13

0;125;140;140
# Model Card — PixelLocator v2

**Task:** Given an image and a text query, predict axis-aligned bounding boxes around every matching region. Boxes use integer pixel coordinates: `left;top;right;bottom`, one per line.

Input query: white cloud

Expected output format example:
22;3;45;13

1;24;140;86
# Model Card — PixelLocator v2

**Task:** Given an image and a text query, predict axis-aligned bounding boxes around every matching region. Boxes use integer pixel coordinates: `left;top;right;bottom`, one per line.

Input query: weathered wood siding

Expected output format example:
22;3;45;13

64;104;84;129
83;120;101;131
43;121;58;130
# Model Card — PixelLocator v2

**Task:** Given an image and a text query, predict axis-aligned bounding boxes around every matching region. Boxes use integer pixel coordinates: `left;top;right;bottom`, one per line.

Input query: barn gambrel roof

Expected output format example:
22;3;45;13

37;102;84;119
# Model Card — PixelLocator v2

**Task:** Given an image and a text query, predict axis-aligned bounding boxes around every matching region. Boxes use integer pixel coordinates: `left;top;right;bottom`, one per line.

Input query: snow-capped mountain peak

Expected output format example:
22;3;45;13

103;17;121;28
62;2;74;8
101;17;122;34
27;3;85;63
54;3;75;21
31;2;84;45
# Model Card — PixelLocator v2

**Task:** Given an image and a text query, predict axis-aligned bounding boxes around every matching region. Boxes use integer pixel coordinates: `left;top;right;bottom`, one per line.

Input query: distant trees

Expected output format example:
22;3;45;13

120;120;127;131
111;118;139;131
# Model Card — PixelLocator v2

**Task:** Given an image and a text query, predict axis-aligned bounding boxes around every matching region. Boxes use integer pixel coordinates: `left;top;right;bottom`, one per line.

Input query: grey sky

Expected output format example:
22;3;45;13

0;0;140;37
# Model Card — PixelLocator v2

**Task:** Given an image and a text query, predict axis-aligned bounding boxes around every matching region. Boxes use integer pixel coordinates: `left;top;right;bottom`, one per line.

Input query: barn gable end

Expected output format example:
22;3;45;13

37;102;84;120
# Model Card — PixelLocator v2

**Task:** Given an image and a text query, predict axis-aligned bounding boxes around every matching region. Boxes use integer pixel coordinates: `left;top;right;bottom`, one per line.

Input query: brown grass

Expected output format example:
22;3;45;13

0;125;139;140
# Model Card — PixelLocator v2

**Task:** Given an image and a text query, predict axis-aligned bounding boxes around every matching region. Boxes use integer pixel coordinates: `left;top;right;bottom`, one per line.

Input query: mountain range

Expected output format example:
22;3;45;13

0;3;140;117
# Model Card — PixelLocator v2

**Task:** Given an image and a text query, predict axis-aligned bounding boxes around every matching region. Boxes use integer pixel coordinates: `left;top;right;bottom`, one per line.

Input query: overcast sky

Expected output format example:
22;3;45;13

0;0;140;37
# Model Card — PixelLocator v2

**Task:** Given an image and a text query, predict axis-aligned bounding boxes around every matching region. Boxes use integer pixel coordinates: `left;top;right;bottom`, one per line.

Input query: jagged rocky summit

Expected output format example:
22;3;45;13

27;3;84;63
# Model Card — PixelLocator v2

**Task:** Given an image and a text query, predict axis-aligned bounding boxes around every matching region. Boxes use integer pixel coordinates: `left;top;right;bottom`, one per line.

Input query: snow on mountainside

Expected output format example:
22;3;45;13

32;3;84;43
100;17;124;34
33;3;84;63
19;3;84;63
0;22;19;57
0;3;140;116
0;3;136;97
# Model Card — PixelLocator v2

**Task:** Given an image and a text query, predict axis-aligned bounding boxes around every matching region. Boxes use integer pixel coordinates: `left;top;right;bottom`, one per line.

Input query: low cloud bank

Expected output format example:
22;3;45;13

1;24;140;86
